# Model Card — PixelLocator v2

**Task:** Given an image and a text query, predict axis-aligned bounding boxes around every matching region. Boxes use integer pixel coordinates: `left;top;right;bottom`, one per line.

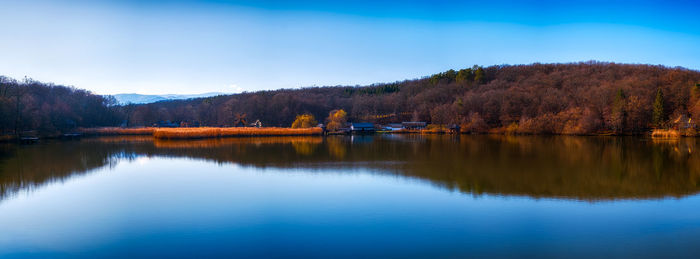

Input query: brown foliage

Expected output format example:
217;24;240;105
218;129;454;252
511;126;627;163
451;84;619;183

119;62;700;135
5;62;700;136
325;109;347;131
291;114;318;128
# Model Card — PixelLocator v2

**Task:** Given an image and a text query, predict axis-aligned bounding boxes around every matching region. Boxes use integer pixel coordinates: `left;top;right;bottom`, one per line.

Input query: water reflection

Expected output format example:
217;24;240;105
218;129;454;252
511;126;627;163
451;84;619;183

1;135;700;202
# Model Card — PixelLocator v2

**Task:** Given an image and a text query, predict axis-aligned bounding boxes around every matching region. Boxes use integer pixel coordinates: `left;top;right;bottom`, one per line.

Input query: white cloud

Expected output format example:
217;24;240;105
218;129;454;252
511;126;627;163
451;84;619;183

229;84;245;93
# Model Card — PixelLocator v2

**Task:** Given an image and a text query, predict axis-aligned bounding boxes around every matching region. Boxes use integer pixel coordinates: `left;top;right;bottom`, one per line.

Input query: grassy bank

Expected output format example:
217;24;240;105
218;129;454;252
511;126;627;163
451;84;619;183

11;126;700;142
153;127;323;139
77;127;323;139
651;129;681;138
79;127;156;136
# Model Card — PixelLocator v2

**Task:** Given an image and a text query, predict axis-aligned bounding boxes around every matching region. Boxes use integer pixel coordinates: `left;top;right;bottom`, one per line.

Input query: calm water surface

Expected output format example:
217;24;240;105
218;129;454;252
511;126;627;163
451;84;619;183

1;135;700;258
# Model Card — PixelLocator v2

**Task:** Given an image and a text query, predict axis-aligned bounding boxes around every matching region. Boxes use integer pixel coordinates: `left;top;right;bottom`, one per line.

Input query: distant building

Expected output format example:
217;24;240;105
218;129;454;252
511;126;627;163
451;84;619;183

386;123;403;131
350;122;375;133
402;121;427;130
449;124;461;134
155;120;179;127
249;120;262;128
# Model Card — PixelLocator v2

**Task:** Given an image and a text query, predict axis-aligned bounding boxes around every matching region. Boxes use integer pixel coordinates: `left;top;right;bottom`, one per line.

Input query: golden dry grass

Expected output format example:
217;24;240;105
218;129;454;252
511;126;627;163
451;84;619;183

153;127;323;139
420;124;448;134
79;127;156;135
651;129;681;138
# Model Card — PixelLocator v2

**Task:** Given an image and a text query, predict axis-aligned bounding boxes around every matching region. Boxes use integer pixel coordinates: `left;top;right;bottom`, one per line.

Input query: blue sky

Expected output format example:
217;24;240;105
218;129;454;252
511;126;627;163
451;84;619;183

1;0;699;94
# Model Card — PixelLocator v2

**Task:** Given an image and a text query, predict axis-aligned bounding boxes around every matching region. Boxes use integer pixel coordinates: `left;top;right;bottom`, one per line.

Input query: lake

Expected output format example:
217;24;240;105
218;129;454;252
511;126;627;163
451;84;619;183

1;135;700;258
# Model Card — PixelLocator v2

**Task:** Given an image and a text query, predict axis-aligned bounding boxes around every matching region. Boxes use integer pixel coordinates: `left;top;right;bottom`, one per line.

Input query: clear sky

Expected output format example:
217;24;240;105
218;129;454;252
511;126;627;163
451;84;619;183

1;0;699;95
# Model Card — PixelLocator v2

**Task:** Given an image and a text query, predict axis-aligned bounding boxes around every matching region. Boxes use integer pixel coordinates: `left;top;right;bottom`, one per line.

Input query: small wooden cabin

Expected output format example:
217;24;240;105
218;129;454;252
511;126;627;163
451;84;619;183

402;121;427;130
350;123;375;133
249;120;262;128
448;124;461;134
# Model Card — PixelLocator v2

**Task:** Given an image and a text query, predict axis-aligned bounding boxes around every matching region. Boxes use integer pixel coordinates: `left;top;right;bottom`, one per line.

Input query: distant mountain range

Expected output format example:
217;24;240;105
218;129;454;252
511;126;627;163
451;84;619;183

112;92;225;104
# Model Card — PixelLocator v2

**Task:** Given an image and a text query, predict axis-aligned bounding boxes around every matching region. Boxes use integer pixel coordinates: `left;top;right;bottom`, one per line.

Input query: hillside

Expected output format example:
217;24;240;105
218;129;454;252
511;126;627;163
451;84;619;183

113;92;225;104
124;62;700;134
0;77;120;136
2;61;700;136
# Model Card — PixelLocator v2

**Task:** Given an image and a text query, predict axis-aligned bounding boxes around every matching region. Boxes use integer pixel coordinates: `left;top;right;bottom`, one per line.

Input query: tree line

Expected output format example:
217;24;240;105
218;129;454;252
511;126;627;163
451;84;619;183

0;77;121;136
2;61;700;136
124;62;700;134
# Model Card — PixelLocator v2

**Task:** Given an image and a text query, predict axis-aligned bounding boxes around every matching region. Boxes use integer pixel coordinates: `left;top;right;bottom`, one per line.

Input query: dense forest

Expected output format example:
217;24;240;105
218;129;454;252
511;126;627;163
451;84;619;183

123;62;700;134
0;77;120;137
2;62;700;136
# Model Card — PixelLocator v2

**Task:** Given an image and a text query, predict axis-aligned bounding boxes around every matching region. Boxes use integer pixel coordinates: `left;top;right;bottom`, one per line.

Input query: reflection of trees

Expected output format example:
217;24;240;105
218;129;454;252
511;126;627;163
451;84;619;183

292;142;318;156
326;137;346;159
416;136;700;200
0;140;138;201
2;135;700;202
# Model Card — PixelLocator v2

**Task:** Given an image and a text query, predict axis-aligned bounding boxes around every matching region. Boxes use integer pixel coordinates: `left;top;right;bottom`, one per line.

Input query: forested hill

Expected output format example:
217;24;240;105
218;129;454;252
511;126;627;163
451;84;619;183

124;62;700;134
0;77;120;136
2;62;700;136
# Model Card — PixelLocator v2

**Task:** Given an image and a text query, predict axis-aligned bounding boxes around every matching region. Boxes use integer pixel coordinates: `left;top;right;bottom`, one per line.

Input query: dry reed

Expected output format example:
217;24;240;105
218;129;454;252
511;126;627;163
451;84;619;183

79;127;156;136
153;127;323;139
651;129;681;138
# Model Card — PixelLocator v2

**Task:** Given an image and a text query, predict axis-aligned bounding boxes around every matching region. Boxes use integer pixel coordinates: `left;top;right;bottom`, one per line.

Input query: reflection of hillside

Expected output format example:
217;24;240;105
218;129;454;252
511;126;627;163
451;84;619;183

405;136;700;200
0;140;138;201
1;136;700;201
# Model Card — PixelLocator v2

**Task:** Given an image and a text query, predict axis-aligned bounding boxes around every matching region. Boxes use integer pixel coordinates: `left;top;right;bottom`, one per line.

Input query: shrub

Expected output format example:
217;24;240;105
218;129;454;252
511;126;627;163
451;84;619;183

291;114;318;128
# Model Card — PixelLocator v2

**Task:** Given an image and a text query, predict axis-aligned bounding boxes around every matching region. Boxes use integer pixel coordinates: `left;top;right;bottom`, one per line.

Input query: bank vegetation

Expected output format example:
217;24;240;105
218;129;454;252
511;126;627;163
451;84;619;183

2;62;700;139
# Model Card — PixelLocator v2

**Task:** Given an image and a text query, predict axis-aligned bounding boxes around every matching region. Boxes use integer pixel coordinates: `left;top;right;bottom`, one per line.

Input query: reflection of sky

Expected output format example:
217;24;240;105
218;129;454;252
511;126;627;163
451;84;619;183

1;0;699;94
1;157;699;257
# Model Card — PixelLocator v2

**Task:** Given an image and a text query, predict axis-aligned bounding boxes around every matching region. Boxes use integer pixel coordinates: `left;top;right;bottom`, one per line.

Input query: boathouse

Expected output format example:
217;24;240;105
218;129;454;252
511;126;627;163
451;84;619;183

401;121;427;130
350;122;375;133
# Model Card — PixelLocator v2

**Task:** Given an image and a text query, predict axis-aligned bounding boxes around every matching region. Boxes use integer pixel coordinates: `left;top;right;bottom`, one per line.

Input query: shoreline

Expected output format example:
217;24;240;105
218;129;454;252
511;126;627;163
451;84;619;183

0;127;691;143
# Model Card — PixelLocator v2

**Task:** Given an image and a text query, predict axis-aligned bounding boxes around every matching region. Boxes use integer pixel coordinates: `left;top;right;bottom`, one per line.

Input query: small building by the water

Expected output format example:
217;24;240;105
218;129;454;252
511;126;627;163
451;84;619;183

350;122;375;133
249;120;262;128
449;124;461;134
155;120;179;127
386;123;403;131
402;121;427;130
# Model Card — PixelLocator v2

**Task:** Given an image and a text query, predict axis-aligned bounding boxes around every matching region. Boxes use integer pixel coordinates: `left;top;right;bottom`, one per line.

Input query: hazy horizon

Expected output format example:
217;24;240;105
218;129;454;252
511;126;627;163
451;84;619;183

2;0;700;95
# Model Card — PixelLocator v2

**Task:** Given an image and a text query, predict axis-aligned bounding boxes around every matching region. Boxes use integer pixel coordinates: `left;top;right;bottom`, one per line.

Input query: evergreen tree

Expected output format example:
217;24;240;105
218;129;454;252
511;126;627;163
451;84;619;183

610;89;626;132
455;68;473;84
614;89;626;104
473;65;485;83
691;84;700;100
652;88;665;127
